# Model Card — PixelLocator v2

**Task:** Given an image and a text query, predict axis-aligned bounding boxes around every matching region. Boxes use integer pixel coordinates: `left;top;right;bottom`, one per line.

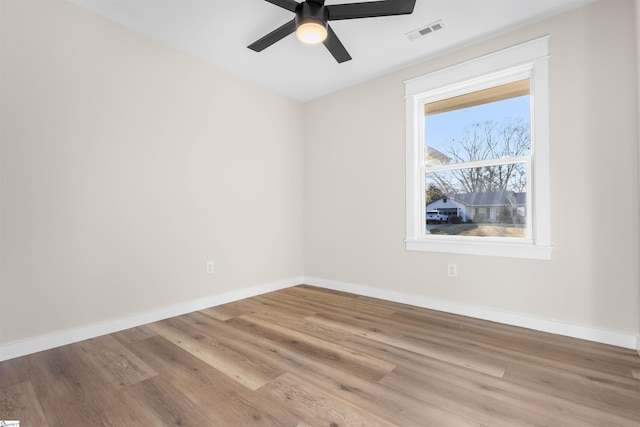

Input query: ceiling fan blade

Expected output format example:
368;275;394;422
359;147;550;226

327;0;416;21
323;25;351;63
264;0;299;13
248;19;296;52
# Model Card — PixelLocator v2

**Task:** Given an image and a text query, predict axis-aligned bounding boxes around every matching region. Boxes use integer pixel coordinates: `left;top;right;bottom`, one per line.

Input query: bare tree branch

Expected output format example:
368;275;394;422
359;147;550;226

429;118;530;195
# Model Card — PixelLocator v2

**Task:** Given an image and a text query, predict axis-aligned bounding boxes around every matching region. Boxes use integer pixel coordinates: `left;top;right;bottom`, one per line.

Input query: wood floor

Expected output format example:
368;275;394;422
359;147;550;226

1;285;639;426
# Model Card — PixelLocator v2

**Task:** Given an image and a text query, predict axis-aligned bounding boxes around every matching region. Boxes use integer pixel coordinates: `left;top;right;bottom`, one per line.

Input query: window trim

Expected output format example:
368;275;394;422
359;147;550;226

404;37;552;260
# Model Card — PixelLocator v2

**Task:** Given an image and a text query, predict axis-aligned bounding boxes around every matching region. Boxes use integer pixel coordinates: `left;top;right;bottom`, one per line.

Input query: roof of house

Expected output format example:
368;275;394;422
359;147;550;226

446;191;526;207
425;147;451;165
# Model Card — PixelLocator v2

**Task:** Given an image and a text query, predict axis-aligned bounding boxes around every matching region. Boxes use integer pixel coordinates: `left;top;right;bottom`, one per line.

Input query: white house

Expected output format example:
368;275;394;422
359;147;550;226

427;191;526;223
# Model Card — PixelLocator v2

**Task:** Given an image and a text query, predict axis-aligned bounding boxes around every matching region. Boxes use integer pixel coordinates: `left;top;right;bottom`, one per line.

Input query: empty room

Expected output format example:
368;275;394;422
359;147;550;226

1;0;640;425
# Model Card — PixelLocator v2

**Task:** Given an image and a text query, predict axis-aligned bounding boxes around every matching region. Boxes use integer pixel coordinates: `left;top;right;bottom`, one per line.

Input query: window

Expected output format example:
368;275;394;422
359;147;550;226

404;37;551;259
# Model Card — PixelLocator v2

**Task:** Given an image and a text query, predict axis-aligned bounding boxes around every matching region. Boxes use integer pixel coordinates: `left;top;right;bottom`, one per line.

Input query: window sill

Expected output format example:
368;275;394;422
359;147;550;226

405;237;552;260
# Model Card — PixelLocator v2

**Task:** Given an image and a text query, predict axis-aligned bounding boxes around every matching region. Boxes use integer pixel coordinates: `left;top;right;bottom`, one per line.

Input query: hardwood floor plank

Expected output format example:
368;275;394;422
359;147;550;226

127;335;286;425
358;295;640;377
0;355;31;389
342;295;640;374
194;307;479;425
382;363;635;427
111;325;157;346
147;318;279;390
307;313;508;378
25;345;156;426
1;285;638;426
275;285;397;318
203;299;355;343
72;334;157;390
248;292;319;318
173;311;344;385
199;298;267;321
260;350;482;426
199;306;234;321
121;377;222;426
385;309;640;380
254;372;399;427
190;311;416;424
26;346;116;426
234;313;397;380
383;366;547;427
0;381;49;427
503;361;640;422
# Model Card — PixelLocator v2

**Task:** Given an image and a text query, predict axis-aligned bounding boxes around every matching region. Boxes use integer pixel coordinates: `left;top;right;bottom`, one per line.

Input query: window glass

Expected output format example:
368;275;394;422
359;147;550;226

423;80;530;239
425;95;530;166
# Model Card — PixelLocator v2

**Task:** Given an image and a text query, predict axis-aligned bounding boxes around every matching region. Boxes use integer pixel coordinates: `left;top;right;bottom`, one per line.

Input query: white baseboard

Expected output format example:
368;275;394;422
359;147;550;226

304;276;639;350
3;275;637;362
0;277;302;362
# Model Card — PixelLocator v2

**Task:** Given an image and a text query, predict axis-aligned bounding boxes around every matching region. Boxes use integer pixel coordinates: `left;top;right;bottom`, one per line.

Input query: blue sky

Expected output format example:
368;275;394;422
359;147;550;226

425;95;530;154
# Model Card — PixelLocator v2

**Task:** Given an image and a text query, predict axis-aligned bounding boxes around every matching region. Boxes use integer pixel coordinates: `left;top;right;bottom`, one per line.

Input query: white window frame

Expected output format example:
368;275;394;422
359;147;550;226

404;37;552;259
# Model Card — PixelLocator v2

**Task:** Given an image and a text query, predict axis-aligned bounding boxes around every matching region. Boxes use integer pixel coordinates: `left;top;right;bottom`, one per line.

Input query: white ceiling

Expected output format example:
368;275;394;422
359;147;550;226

72;0;593;102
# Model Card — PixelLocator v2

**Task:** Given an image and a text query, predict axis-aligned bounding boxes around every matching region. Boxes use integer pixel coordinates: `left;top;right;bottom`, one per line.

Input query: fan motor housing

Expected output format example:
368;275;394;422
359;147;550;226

296;1;328;30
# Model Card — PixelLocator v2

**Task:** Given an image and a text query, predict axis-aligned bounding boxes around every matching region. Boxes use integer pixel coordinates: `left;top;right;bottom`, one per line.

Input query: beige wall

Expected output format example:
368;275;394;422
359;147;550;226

2;0;639;349
0;0;303;345
304;0;640;335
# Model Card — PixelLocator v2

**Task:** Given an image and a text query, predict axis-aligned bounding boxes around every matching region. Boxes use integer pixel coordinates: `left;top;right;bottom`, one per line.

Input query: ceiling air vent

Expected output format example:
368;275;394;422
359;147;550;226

405;20;445;41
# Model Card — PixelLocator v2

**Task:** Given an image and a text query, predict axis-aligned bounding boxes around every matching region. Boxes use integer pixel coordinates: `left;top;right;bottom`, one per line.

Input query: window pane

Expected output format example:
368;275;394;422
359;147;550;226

424;81;531;167
425;164;527;238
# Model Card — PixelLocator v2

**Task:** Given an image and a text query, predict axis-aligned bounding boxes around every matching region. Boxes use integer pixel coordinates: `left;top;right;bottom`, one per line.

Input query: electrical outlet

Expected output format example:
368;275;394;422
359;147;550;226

447;263;457;278
206;260;214;274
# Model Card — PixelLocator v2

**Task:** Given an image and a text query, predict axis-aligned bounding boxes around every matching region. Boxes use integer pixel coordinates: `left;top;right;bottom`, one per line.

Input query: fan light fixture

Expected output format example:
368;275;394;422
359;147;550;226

296;20;327;44
248;0;417;64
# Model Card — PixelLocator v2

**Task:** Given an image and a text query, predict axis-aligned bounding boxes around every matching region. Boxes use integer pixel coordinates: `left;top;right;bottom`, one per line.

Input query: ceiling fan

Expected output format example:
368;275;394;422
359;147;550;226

248;0;417;63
